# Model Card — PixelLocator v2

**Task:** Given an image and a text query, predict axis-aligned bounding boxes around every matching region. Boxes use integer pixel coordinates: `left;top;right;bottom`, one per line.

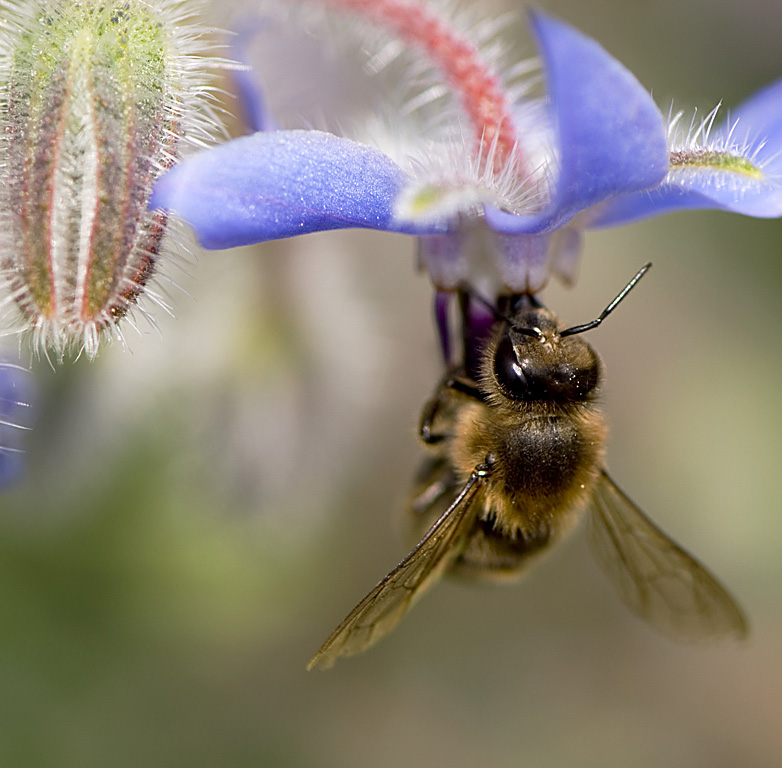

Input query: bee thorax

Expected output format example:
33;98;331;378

454;404;605;518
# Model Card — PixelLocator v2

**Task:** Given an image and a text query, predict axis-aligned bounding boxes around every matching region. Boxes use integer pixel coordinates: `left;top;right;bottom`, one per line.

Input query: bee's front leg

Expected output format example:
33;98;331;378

419;372;486;444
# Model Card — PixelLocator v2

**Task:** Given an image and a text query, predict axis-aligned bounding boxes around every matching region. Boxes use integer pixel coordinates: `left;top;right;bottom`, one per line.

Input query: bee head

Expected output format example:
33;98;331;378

490;308;601;402
485;263;652;404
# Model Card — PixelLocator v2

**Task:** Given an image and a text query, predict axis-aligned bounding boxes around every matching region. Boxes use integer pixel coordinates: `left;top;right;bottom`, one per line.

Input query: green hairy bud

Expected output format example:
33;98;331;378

0;0;216;357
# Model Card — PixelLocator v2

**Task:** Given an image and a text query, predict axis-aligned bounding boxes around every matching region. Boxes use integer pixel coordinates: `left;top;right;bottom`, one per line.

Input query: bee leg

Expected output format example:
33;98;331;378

446;377;485;401
420;376;486;444
419;395;448;444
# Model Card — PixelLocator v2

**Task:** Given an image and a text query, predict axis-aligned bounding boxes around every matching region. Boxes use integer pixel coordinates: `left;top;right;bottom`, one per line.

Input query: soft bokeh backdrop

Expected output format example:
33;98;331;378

1;1;780;766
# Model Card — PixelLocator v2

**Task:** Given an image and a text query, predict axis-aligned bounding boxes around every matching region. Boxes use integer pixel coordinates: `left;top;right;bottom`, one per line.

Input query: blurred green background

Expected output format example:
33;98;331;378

1;0;781;765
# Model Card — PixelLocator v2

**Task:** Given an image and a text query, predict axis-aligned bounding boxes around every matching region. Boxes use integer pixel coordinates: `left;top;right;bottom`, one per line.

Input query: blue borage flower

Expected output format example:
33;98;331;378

151;5;782;298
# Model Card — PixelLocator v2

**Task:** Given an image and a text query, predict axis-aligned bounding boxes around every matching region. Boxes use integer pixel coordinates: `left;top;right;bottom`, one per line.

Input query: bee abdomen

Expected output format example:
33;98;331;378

452;517;553;581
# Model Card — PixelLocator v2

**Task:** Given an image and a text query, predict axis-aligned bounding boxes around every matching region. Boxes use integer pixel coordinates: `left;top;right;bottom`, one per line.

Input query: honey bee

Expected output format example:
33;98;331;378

308;264;747;670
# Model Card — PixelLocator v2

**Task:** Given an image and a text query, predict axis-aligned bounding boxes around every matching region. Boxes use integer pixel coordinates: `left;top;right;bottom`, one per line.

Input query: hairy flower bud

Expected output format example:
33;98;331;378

0;0;216;357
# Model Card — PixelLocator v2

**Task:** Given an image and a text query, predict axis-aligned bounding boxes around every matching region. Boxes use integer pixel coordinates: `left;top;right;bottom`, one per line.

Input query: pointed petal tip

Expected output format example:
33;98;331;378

492;7;667;235
591;77;782;228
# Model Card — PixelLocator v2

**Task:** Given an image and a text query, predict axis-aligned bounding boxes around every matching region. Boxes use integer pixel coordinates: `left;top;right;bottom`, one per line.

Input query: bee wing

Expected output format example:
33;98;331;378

307;469;485;670
587;470;748;641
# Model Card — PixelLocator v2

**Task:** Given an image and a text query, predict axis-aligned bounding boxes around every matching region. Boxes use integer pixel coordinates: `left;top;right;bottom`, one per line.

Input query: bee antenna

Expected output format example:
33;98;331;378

461;286;542;339
560;263;652;338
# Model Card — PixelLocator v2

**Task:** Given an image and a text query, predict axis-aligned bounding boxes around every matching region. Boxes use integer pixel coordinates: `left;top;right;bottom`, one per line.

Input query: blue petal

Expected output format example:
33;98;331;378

585;174;782;227
152;131;435;249
590;80;782;227
485;11;668;235
722;79;782;174
230;25;278;133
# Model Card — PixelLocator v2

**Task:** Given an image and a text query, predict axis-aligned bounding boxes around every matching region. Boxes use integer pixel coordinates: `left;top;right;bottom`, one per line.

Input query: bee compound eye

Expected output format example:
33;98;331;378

493;333;529;400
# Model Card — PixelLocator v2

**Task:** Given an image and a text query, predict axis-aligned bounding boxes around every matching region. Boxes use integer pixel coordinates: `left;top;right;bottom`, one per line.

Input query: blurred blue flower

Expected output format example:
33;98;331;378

0;361;33;489
152;9;782;296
